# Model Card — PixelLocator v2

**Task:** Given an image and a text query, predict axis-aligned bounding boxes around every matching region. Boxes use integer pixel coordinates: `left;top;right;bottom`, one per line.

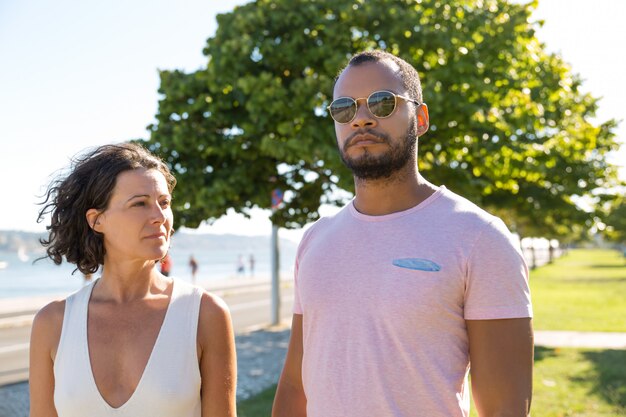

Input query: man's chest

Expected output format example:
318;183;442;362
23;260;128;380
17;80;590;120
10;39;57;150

297;232;467;318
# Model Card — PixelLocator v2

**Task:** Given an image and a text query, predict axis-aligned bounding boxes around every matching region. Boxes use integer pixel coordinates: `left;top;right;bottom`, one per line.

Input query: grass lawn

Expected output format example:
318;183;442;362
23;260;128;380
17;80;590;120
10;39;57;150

237;347;626;416
525;347;626;417
530;249;626;332
237;386;277;417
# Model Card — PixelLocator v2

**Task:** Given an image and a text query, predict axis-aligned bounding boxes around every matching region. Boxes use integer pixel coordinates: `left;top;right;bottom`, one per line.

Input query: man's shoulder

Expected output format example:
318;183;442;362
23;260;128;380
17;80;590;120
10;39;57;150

437;186;500;227
308;202;351;230
437;187;520;251
296;203;352;250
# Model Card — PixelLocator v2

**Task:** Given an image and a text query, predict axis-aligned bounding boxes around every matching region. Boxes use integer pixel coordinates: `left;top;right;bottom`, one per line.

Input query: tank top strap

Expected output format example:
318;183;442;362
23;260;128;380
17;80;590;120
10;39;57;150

122;278;202;416
152;279;203;359
53;280;101;416
55;280;95;364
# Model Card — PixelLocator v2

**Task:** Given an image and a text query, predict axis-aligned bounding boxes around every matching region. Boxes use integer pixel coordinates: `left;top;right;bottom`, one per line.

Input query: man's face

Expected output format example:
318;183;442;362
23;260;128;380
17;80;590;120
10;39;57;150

332;60;427;180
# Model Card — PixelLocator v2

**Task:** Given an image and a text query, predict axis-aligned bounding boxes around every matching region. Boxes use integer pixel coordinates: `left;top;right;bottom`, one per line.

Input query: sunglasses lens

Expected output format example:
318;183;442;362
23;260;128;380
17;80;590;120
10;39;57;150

329;97;357;123
368;91;396;118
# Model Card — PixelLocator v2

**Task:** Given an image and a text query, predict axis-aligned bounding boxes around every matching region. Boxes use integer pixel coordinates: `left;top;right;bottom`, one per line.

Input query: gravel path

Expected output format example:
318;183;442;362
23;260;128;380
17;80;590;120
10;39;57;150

0;328;290;417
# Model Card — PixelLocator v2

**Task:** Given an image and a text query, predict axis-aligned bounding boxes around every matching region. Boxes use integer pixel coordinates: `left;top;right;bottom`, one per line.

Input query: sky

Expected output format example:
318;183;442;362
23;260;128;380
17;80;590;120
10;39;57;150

0;0;624;241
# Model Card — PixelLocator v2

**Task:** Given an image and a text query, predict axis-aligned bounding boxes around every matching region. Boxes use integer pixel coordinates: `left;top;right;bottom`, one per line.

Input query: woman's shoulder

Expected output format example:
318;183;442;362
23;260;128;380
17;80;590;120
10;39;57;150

34;298;66;327
196;290;233;352
31;298;66;353
199;290;230;318
172;278;229;314
32;281;94;343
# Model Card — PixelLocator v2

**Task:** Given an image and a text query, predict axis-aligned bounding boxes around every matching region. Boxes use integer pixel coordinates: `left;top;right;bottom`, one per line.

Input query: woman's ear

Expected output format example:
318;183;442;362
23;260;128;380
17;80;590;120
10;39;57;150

86;209;102;233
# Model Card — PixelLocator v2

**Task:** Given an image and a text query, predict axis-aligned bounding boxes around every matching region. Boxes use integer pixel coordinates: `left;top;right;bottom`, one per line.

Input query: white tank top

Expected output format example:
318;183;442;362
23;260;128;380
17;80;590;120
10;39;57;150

53;278;202;417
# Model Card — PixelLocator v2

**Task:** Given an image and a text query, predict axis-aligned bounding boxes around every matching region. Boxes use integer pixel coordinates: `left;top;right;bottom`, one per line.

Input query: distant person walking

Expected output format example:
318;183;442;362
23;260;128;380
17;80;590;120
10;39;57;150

160;252;172;277
248;254;255;277
236;254;245;276
31;143;236;417
189;255;199;284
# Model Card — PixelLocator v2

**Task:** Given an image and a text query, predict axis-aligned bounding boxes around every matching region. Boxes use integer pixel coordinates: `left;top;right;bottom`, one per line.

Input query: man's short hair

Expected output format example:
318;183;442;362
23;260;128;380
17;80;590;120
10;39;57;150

339;50;423;104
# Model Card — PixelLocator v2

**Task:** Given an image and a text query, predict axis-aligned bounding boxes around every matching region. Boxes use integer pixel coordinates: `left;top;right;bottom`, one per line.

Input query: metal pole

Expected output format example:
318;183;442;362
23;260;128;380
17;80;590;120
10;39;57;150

271;222;280;325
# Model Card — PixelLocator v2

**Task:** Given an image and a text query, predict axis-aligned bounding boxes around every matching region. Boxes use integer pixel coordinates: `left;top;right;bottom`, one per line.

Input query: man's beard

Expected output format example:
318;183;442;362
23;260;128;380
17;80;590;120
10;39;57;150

338;122;418;181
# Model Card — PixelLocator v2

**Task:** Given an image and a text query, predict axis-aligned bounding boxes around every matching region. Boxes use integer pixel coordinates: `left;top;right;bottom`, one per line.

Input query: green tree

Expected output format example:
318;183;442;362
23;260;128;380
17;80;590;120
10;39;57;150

141;0;622;236
603;195;626;245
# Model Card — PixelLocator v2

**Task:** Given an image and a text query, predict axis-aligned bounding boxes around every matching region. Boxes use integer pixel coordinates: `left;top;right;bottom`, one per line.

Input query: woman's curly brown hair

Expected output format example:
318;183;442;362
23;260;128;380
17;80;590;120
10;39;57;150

37;142;176;275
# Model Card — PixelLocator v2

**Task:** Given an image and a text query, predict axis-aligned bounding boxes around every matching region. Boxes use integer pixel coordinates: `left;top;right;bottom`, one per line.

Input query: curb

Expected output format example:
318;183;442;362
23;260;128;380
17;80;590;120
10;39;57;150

534;330;626;349
0;315;34;329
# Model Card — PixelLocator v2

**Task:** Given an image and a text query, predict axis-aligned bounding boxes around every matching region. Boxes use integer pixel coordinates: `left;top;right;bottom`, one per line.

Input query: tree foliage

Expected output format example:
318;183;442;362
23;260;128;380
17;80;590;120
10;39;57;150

142;0;622;237
602;195;626;244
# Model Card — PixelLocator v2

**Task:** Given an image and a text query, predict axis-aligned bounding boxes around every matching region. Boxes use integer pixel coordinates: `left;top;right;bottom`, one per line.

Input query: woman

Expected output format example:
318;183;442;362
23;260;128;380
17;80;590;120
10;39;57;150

30;143;236;417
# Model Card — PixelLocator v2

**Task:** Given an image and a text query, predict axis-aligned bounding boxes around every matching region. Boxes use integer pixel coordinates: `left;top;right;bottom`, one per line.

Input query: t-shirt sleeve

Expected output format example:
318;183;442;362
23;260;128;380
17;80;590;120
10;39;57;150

292;225;316;315
293;252;303;315
464;218;533;320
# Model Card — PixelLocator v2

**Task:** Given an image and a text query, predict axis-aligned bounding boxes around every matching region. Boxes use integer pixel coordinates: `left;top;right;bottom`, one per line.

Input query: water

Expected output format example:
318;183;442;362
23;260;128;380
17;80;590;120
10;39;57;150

0;249;81;298
0;239;297;299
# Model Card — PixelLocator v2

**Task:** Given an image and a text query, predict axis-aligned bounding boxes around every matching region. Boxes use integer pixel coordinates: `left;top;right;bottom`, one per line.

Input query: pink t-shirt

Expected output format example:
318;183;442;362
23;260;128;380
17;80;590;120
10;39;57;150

293;186;532;417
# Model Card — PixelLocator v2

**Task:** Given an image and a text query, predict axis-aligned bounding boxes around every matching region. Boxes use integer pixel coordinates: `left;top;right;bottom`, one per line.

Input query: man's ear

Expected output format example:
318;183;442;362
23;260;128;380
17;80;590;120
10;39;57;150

86;209;102;233
416;103;429;136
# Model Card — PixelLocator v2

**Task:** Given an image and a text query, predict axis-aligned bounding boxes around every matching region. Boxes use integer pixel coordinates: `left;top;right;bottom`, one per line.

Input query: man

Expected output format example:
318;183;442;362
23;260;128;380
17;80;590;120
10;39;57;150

272;50;533;417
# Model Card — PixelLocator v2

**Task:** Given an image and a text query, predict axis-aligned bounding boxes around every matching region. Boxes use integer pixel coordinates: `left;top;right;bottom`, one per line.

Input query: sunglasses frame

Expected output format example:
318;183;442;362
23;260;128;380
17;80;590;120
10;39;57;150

327;90;422;124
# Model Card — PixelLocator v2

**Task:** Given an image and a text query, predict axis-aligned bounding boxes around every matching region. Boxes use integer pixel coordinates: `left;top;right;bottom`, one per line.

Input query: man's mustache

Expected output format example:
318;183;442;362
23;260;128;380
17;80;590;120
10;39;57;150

343;130;390;152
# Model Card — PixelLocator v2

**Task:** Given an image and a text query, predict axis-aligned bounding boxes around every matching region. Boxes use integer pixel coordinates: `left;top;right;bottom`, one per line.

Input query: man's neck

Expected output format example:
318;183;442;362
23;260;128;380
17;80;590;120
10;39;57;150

352;168;437;216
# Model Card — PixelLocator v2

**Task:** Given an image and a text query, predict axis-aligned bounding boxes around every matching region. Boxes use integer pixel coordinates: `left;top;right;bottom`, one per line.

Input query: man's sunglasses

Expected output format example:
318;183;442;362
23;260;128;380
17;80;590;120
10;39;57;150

327;90;422;124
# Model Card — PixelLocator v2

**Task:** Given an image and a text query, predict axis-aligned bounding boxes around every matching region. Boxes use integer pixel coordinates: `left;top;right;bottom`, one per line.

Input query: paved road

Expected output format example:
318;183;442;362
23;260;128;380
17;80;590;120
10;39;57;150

0;327;30;387
0;281;294;387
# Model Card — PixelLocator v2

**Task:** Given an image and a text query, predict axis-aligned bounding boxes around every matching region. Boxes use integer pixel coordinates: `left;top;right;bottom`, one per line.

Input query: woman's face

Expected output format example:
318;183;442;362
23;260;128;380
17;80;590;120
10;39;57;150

94;168;173;265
